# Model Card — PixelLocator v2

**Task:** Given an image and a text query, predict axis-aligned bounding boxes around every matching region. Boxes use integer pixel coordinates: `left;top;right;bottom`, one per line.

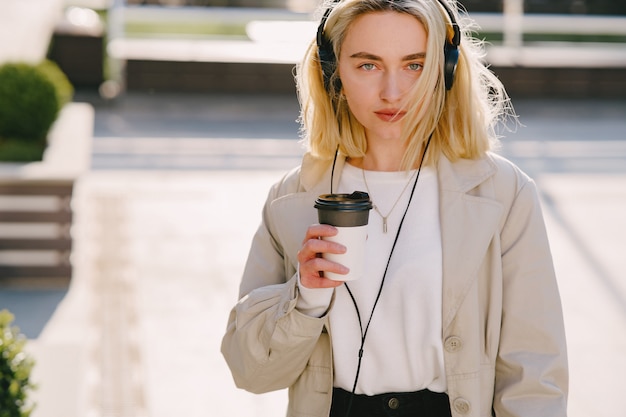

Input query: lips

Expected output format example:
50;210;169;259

374;109;406;122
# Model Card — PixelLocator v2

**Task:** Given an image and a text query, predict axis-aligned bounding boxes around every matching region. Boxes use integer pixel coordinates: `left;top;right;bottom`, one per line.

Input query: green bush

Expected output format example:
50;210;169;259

36;60;74;109
0;140;46;162
0;60;73;162
0;63;60;141
0;309;36;417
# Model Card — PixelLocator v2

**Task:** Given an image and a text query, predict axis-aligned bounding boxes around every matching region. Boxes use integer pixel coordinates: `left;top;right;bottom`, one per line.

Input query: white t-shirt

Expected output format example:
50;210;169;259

297;162;446;395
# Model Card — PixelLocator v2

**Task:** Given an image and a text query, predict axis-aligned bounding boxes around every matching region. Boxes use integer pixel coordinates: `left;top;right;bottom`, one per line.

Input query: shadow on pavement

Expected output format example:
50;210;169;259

0;288;68;338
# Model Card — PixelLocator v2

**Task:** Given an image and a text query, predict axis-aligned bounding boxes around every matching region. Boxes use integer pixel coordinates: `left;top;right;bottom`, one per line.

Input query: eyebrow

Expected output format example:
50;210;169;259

349;52;426;61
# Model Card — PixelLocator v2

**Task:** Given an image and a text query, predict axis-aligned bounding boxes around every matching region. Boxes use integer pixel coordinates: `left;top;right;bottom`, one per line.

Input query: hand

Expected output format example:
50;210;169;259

297;224;348;289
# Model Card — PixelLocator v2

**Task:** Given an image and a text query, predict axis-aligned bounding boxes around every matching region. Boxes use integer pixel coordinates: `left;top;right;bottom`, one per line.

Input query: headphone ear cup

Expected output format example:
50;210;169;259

318;42;336;92
443;41;459;90
319;40;341;94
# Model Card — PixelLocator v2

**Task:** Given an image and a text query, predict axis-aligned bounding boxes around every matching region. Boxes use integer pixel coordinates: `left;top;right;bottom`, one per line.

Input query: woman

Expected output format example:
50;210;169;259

221;1;568;416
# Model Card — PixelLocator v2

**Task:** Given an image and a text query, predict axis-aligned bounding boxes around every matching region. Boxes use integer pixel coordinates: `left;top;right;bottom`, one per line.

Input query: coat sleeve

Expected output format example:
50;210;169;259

494;177;569;417
220;176;329;394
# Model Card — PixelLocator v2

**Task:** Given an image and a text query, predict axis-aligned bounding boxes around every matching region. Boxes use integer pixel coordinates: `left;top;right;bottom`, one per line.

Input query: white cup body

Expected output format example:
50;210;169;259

322;225;367;281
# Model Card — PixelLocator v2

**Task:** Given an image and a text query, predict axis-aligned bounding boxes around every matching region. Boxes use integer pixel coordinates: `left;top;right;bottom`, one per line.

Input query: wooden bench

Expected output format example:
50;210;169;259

0;179;74;287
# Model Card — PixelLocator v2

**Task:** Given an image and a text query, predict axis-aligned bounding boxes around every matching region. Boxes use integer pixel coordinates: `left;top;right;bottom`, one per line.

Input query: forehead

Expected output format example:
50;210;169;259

341;11;427;54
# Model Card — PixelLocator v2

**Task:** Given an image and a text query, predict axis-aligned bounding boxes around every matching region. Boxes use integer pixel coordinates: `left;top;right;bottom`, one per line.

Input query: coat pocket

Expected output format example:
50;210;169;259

288;332;333;417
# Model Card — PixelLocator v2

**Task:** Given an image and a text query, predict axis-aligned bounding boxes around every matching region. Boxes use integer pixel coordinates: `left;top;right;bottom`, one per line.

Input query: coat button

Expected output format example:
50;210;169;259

387;397;400;409
453;397;471;414
444;336;462;352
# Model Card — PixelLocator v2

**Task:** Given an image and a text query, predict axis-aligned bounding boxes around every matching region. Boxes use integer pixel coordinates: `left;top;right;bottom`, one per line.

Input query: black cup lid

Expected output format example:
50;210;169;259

314;191;373;211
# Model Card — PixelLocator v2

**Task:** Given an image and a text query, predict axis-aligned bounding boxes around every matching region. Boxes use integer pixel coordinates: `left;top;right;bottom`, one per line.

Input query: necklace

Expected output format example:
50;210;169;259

361;168;417;233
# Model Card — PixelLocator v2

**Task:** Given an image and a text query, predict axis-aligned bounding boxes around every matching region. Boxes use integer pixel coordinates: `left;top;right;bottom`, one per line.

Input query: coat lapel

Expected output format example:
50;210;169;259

270;154;342;271
438;156;503;330
270;192;318;271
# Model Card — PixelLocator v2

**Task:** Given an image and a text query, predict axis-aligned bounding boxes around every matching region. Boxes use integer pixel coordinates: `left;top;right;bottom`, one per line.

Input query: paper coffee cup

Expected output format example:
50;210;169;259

314;192;372;281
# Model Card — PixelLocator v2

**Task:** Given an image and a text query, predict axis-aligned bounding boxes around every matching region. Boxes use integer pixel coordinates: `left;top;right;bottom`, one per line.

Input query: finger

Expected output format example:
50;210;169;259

301;224;338;245
301;256;349;277
300;264;347;289
301;275;345;289
299;256;349;288
298;237;345;262
297;223;348;288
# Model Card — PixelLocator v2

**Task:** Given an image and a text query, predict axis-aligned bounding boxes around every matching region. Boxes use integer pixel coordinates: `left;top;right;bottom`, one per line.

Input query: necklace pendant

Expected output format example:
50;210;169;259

382;217;388;233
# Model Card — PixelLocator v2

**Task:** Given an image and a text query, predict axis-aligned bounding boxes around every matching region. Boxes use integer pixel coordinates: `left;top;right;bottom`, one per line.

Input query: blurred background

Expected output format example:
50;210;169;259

47;0;626;98
0;1;625;417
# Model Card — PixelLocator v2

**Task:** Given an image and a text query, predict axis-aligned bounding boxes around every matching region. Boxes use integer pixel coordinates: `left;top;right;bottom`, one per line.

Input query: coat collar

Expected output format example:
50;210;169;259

299;151;498;195
299;152;343;195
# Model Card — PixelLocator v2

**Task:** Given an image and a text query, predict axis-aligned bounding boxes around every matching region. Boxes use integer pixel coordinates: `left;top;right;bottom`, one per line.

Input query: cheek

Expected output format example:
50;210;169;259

343;90;368;121
342;79;373;113
340;68;370;95
343;84;361;103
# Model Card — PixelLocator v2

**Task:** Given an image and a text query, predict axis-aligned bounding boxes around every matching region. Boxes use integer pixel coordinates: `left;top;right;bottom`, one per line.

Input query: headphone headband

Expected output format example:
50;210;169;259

316;0;460;91
435;0;460;46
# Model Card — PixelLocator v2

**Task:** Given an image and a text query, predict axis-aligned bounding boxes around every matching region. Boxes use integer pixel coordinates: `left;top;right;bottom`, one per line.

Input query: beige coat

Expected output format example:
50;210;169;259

221;152;568;417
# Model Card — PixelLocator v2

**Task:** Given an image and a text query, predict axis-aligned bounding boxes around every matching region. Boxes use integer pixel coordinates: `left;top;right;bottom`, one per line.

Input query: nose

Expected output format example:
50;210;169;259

380;71;405;102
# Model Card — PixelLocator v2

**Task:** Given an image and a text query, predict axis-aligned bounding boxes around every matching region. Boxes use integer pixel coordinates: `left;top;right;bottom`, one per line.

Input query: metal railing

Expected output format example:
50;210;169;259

105;2;626;70
0;180;74;285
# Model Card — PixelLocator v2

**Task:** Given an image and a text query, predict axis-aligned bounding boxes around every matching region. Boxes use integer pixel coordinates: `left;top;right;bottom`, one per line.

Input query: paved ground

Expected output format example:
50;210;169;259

23;170;291;417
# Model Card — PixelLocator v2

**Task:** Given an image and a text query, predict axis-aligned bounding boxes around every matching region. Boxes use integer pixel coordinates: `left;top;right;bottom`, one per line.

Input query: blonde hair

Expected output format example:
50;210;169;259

296;0;514;169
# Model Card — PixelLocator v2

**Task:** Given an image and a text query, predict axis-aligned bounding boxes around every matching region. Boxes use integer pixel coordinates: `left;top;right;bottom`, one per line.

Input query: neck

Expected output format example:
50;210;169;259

349;142;406;172
349;143;427;172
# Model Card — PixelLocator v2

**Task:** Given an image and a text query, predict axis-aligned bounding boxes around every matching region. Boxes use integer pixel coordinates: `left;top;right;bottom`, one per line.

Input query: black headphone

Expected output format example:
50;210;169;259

316;0;461;92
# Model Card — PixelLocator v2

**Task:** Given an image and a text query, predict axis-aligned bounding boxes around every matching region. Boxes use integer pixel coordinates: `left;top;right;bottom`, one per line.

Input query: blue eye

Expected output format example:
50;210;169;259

408;63;423;71
360;63;376;71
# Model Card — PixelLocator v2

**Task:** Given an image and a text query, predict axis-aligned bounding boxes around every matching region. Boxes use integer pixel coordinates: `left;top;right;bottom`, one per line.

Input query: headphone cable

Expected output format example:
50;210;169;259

341;135;432;417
